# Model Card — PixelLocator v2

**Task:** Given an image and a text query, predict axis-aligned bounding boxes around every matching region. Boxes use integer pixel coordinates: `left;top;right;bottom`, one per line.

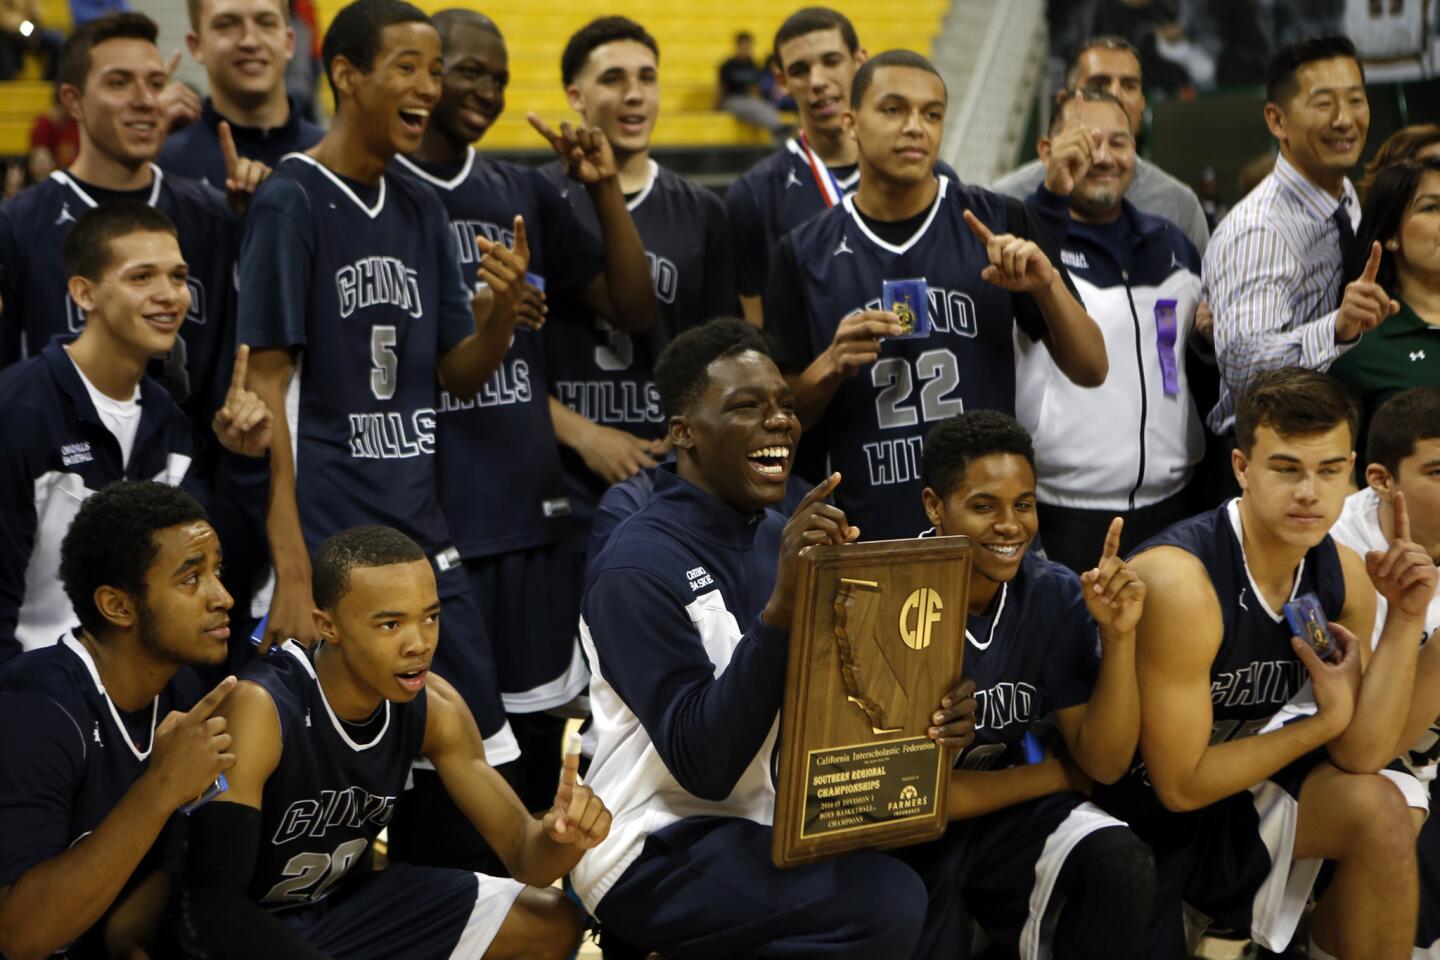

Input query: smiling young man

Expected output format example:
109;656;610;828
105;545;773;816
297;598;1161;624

0;480;238;960
390;7;655;835
894;410;1153;960
0;201;271;659
542;16;740;519
158;0;324;187
176;525;609;960
1203;36;1397;435
0;12;260;425
238;0;524;782
765;50;1107;542
1093;369;1438;959
575;318;944;958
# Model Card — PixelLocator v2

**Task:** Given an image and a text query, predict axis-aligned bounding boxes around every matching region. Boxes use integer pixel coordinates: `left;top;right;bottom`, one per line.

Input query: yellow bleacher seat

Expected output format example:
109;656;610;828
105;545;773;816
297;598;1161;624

307;0;951;149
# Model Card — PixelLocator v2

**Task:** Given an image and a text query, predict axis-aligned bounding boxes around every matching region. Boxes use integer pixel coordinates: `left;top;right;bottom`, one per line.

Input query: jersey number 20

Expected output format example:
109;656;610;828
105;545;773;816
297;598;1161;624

261;837;370;905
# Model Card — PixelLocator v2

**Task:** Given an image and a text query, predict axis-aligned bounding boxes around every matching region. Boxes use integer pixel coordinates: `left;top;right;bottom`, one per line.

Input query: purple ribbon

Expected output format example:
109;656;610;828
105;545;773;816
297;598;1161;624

1154;299;1180;397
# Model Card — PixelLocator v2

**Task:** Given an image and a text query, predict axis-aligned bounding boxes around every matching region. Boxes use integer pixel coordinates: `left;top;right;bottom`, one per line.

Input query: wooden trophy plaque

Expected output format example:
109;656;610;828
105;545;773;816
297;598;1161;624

772;536;972;868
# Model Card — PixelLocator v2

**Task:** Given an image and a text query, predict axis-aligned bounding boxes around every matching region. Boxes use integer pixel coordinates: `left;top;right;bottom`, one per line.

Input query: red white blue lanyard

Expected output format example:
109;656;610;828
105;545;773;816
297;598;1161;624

798;132;845;208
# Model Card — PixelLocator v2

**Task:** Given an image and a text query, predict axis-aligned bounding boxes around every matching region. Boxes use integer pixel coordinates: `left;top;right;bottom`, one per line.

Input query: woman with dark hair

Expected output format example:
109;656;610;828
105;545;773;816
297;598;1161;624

1357;124;1440;200
1334;156;1440;443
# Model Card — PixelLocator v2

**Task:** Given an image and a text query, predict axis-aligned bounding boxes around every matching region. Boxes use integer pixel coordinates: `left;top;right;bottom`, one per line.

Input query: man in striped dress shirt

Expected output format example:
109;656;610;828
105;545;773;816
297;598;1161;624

1203;35;1397;435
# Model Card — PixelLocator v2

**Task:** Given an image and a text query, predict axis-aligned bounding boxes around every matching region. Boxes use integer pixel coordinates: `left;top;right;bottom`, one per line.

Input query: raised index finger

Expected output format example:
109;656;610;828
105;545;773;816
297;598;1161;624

526;112;563;149
1099;516;1123;562
1394;489;1410;543
165;48;183;77
219;121;240;178
963;209;994;243
797;472;842;513
227;344;250;400
188;676;237;722
511;215;529;262
1361;240;1382;284
561;731;582;787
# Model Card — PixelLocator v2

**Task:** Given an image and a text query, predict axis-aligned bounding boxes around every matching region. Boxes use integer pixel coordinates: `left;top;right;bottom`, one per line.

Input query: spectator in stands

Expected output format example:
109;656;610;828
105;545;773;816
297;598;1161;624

717;31;784;138
0;0;62;80
158;0;324;187
1357;123;1440;199
0;202;270;660
0;480;237;960
993;35;1210;255
1202;36;1389;436
29;88;80;170
1016;88;1204;572
1332;157;1440;444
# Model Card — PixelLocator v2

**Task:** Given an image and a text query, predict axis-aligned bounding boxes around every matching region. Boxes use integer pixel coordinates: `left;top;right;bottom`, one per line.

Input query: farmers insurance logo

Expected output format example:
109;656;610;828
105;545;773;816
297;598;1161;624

898;587;943;650
887;783;929;815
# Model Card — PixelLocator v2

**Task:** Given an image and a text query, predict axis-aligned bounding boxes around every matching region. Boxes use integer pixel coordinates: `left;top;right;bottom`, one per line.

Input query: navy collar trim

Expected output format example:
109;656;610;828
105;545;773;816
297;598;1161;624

653;463;766;551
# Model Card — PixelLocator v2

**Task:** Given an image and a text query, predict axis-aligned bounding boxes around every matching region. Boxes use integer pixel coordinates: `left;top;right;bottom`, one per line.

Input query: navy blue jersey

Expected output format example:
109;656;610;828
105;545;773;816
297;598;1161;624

1109;500;1345;808
767;177;1067;541
158;97;325;189
542;161;739;472
948;545;1100;773
0;636;199;957
241;642;427;911
393;148;604;557
237;154;474;558
725;139;962;298
0;166;237;421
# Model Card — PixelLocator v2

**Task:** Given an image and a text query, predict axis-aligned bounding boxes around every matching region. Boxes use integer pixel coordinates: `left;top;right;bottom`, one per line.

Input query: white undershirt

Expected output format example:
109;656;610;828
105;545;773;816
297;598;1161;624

67;349;142;468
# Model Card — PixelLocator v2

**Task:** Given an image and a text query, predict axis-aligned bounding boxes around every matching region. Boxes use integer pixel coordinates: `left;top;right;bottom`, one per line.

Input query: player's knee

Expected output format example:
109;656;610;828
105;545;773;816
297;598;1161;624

499;887;585;960
1055;827;1156;960
834;855;928;957
1334;774;1417;863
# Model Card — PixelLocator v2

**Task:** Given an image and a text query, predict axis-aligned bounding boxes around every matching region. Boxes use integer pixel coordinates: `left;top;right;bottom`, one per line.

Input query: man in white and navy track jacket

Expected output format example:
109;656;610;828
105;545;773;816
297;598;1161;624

574;318;967;959
1013;89;1205;574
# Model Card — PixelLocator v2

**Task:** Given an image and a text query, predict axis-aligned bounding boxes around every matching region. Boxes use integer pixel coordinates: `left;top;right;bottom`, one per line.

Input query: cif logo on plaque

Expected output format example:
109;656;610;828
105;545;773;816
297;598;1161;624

899;587;943;650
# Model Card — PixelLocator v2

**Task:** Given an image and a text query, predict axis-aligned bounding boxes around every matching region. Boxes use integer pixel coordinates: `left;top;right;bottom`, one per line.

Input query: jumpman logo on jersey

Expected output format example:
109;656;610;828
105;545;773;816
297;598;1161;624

1237;587;1249;611
92;721;102;745
834;236;853;257
305;710;312;728
784;168;803;190
1170;251;1184;270
55;203;75;226
1412;350;1427;362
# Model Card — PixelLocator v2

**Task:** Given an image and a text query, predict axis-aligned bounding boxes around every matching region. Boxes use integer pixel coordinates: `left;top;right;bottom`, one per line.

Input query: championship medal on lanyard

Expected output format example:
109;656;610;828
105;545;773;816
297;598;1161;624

798;133;846;208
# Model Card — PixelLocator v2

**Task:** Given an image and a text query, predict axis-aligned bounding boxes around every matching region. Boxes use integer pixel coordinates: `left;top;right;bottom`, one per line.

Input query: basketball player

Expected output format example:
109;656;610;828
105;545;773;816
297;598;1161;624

1330;387;1440;960
391;8;655;826
543;16;740;515
176;525;610;959
0;12;267;421
901;410;1154;960
575;318;986;958
0;481;237;960
238;0;522;769
159;0;324;186
1094;369;1438;959
0;202;271;658
766;50;1106;540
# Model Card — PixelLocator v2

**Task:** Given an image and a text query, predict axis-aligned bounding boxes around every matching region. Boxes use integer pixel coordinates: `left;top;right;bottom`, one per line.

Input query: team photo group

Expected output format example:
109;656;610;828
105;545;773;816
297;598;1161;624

0;0;1437;957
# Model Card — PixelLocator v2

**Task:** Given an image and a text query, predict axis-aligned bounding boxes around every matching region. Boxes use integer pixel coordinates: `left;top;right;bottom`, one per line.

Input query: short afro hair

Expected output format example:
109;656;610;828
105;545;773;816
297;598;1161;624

58;12;158;91
64;200;179;282
921;411;1035;500
1234;368;1357;456
654;317;772;418
59;481;210;636
1265;35;1362;105
321;0;432;100
1366;388;1440;478
312;525;428;611
773;7;857;68
560;16;658;87
850;49;945;109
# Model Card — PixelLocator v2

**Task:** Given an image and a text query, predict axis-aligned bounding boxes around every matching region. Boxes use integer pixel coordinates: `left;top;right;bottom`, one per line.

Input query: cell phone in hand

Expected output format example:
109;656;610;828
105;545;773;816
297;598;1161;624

1283;592;1338;663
